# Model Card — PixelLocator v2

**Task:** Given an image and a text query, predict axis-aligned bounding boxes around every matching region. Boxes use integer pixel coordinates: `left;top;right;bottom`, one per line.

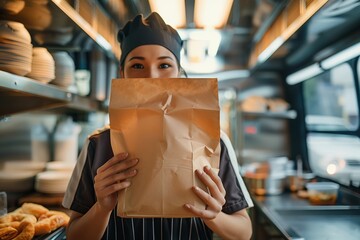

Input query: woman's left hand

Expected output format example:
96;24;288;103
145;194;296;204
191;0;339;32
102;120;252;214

184;166;226;220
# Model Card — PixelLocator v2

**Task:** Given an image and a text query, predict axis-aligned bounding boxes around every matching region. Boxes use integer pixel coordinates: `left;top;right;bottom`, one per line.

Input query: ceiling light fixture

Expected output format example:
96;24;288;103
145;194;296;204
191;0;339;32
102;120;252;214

286;63;323;85
194;0;234;29
148;0;186;28
257;37;284;64
320;42;360;69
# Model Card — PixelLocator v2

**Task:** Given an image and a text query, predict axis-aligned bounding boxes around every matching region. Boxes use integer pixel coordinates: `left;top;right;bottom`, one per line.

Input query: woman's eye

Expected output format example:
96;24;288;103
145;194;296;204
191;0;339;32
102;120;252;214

159;63;171;69
131;64;144;69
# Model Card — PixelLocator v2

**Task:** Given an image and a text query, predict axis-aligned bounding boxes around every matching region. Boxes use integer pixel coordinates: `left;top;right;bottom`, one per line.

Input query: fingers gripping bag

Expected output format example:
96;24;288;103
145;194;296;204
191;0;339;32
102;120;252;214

109;78;220;217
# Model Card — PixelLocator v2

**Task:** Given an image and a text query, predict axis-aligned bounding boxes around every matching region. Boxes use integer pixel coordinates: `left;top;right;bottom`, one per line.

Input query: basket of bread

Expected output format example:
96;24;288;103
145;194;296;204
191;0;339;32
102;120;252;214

0;203;69;240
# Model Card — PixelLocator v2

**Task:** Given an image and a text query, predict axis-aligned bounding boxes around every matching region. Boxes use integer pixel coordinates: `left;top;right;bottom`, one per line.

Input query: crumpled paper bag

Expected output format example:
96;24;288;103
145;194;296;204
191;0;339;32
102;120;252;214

109;78;220;218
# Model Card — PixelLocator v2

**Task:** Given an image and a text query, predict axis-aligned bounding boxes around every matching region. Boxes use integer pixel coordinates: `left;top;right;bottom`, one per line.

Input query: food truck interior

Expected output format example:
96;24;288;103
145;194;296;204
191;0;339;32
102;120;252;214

0;0;360;239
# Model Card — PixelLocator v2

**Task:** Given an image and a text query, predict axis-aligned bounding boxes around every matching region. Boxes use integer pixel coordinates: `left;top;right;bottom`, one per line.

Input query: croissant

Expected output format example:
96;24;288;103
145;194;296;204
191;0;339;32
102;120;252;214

14;203;49;219
0;203;70;239
12;221;35;240
35;215;66;236
0;226;18;240
0;213;36;225
38;210;70;225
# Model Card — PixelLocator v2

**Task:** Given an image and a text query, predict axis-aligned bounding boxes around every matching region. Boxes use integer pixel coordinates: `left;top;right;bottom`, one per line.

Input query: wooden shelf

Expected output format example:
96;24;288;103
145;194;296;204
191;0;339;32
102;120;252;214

249;0;330;69
241;110;297;119
50;0;117;59
0;71;105;116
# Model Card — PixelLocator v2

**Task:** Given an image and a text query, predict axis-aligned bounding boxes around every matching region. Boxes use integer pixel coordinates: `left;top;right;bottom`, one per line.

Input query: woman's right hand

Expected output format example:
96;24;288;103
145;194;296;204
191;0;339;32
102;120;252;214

94;152;138;213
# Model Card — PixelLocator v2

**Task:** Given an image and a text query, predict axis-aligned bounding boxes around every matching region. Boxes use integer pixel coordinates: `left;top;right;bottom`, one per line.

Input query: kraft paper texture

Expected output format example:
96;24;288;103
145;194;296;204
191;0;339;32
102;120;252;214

109;78;220;218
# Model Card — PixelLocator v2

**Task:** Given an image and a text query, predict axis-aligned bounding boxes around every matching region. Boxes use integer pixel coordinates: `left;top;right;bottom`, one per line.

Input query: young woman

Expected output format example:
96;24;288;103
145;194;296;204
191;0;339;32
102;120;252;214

63;12;253;240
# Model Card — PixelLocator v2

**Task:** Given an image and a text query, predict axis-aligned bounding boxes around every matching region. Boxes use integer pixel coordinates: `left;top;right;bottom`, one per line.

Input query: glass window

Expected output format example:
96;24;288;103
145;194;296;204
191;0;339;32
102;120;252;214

219;89;237;140
358;57;360;83
307;133;360;186
303;63;358;131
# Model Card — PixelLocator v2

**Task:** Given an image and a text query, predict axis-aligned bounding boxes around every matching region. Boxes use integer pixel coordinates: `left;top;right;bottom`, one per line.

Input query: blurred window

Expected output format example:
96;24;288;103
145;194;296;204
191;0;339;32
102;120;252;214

303;63;358;131
358;57;360;86
303;61;360;186
307;133;360;186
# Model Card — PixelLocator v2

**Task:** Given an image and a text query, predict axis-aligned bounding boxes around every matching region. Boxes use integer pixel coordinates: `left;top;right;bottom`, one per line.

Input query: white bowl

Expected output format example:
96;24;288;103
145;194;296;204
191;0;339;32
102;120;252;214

0;0;25;15
36;171;72;181
306;182;339;205
46;161;76;172
35;170;72;194
2;160;46;173
0;63;31;76
4;2;51;31
26;47;55;82
0;170;36;192
33;29;73;46
0;20;31;43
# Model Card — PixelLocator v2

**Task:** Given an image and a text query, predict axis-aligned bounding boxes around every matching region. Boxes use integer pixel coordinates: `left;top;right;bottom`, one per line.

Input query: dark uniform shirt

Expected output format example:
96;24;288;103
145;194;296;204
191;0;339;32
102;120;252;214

63;127;253;240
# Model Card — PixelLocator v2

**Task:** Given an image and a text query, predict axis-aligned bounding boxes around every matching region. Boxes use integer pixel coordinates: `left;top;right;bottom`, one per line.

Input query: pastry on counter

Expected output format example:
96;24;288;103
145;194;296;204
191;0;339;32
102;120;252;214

268;98;290;112
240;96;268;112
0;202;69;240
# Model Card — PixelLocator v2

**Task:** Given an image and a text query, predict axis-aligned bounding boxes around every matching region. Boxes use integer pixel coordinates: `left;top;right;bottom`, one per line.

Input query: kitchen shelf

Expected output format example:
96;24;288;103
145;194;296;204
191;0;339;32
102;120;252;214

0;0;118;59
236;109;296;165
250;0;360;71
49;0;115;59
0;0;116;117
0;70;104;116
249;0;330;70
240;149;289;161
241;110;297;119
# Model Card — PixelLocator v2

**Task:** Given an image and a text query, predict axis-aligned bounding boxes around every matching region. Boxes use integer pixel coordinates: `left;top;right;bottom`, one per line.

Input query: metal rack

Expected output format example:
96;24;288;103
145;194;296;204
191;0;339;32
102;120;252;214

241;110;297;119
237;109;297;165
0;0;115;117
0;71;105;116
50;0;115;58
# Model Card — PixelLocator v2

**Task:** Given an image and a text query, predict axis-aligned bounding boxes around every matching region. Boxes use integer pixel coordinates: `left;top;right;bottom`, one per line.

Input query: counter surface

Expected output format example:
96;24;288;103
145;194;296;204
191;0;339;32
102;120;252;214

252;187;360;240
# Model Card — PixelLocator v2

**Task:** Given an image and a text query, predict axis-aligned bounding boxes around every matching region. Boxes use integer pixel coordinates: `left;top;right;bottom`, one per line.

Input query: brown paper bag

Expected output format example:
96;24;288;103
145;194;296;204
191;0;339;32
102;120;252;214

109;78;220;218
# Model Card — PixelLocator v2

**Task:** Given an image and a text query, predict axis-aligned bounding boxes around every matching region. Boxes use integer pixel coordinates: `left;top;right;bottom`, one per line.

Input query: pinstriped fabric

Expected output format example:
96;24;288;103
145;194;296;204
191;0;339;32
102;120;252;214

171;218;174;240
152;218;155;240
131;219;135;240
200;219;209;240
113;211;117;240
193;218;200;239
179;218;182;240
121;217;125;240
161;218;163;240
189;218;193;240
64;129;252;240
143;218;145;240
106;217;212;240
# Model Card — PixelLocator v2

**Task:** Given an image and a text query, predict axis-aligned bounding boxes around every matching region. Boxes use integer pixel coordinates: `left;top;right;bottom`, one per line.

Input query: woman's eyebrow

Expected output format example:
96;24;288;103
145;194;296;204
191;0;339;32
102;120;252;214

128;56;145;61
158;56;176;62
128;56;175;62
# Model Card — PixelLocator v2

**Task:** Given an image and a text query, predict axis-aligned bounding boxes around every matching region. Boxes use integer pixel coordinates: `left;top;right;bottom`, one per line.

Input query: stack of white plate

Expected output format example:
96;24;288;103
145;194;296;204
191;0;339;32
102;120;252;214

35;171;72;194
50;51;75;87
0;20;32;76
26;47;55;83
33;28;73;46
0;171;36;192
46;161;76;172
4;1;51;31
1;160;46;174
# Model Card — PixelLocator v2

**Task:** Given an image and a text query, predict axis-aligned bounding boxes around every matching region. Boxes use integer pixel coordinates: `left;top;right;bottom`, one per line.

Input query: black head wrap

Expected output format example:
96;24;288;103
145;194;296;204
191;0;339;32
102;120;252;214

117;12;183;66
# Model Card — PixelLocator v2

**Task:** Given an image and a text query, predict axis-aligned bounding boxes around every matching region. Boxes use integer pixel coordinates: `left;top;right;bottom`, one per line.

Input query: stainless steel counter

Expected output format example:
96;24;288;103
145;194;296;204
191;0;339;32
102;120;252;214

251;187;360;240
34;227;66;240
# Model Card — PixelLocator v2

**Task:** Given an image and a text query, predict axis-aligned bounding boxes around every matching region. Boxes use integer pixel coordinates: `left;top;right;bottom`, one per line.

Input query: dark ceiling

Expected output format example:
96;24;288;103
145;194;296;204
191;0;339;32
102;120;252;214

119;0;360;76
119;0;283;71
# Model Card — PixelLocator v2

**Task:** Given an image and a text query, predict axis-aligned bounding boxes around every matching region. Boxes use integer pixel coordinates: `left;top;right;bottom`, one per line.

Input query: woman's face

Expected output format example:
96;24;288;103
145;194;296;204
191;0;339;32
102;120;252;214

121;45;180;78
